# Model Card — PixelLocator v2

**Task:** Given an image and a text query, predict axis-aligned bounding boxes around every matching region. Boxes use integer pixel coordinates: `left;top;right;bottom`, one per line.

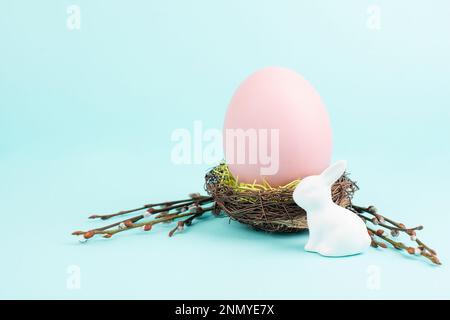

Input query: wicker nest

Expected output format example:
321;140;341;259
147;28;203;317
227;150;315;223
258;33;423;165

205;164;358;232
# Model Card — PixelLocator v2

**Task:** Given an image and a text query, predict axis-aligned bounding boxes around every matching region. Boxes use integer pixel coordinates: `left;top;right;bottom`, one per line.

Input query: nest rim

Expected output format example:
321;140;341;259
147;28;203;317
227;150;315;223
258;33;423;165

204;163;358;233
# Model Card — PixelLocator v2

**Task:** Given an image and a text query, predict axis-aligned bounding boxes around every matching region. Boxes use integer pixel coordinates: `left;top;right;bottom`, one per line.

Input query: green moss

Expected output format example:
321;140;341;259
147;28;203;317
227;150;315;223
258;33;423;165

212;163;300;192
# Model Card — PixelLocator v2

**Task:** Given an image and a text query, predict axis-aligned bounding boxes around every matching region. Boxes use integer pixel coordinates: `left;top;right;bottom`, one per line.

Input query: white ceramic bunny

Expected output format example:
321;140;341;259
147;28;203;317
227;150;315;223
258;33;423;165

293;160;371;257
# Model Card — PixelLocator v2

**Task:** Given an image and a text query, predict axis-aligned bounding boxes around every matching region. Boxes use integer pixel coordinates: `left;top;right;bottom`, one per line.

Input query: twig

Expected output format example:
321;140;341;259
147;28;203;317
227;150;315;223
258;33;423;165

354;205;441;265
83;197;214;233
89;196;213;220
72;195;215;240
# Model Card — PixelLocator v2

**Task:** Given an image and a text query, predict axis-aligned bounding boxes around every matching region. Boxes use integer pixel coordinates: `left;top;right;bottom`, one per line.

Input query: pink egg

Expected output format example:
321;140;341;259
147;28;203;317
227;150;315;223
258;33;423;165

223;67;332;186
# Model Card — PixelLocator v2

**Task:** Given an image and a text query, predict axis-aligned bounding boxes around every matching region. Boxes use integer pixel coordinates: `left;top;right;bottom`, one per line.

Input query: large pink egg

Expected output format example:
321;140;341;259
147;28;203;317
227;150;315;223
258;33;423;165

223;67;332;186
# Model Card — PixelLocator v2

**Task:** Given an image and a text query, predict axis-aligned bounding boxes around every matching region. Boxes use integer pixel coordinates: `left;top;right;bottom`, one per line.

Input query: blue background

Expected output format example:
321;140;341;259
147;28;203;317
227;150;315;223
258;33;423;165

1;0;449;299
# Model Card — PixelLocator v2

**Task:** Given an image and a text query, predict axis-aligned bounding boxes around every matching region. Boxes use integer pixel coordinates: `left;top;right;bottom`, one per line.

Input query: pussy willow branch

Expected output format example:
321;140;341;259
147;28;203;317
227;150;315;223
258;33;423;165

353;204;437;255
104;207;214;237
72;193;441;265
73;209;209;239
89;195;213;220
72;195;215;240
352;204;441;265
359;215;423;233
82;196;214;232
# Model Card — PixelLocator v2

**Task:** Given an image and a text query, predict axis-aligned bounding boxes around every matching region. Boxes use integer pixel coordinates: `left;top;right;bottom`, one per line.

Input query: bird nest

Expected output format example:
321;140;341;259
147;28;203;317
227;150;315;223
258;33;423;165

205;163;358;232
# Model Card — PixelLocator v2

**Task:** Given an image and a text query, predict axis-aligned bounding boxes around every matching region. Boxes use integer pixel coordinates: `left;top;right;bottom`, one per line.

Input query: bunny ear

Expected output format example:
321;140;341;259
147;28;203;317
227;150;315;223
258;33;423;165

320;160;347;186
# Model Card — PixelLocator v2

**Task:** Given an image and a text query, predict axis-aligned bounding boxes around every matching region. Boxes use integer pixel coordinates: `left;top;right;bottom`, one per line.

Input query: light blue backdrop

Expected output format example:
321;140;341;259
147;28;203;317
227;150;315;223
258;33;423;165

1;0;449;299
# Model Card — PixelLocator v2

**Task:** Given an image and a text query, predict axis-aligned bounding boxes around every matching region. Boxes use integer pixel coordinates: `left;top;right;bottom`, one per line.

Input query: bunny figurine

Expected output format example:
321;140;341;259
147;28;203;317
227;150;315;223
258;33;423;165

293;160;371;257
